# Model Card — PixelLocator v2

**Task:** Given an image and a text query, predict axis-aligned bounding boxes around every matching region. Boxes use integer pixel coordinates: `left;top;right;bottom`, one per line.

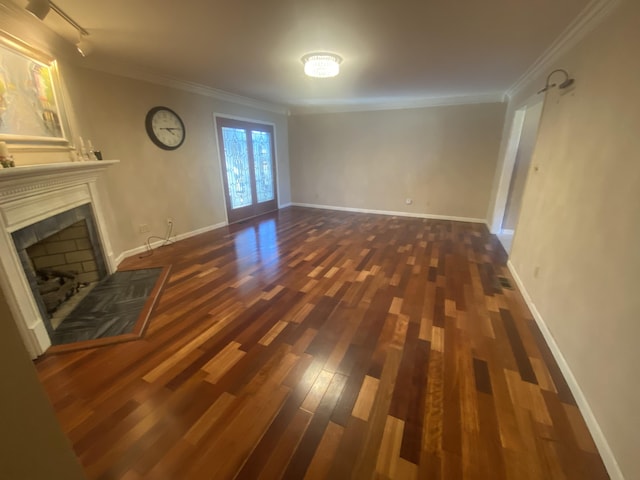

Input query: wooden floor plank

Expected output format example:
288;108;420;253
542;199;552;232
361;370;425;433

34;207;609;479
303;421;344;480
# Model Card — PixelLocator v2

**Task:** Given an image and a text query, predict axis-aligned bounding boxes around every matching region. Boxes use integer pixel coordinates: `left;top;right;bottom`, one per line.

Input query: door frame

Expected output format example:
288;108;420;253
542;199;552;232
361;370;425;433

213;114;281;225
490;93;547;232
489;95;545;254
489;107;526;234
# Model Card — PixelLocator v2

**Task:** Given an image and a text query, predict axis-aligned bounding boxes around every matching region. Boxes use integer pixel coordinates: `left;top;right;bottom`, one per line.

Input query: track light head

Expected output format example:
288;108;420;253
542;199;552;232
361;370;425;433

76;35;92;57
28;1;92;55
26;0;50;20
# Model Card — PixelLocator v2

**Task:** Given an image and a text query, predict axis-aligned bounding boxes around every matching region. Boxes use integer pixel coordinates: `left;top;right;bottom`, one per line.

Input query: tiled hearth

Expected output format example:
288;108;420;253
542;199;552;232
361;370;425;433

0;161;118;357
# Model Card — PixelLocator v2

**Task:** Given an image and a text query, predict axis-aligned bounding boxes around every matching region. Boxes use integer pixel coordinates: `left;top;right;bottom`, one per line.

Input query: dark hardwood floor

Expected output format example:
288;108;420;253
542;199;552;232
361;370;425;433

35;207;609;479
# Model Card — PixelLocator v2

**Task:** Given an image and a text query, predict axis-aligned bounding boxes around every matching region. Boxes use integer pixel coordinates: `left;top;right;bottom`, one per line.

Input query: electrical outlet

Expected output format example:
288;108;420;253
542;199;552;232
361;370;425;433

405;198;413;205
166;217;174;225
139;223;150;233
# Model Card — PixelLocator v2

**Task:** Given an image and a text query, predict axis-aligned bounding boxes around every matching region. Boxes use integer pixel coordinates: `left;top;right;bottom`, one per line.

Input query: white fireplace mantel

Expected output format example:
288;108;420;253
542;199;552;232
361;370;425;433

0;160;119;358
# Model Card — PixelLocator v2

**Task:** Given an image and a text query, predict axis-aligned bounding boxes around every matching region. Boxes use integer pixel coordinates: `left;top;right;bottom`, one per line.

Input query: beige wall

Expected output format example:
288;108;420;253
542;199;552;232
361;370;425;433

491;1;640;477
62;65;291;257
0;2;291;259
501;100;543;230
0;289;86;479
289;103;506;220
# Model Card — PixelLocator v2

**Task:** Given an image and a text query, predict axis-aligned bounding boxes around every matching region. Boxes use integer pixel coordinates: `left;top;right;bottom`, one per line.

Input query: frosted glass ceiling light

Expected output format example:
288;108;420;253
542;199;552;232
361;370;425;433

302;53;342;78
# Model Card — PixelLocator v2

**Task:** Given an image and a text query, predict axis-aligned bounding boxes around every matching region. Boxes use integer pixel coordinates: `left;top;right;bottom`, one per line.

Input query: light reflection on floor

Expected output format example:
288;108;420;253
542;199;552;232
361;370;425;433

233;218;280;281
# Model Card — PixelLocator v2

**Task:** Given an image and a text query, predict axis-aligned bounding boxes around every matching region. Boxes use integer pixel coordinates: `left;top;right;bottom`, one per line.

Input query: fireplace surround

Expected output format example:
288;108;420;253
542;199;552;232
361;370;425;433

0;160;119;358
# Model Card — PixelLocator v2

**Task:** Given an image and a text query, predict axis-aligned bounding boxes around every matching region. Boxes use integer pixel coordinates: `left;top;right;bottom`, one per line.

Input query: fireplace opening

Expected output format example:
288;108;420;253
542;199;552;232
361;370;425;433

12;204;108;339
26;220;100;330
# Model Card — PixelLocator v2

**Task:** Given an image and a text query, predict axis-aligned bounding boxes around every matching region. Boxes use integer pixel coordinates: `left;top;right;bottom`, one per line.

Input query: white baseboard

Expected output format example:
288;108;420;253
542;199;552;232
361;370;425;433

290;202;486;224
278;202;292;208
113;221;228;267
506;260;624;480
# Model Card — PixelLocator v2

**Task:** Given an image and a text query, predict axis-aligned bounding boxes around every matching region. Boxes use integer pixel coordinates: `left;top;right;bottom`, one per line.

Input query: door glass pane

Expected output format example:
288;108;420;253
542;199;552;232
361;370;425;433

251;131;275;203
222;127;252;209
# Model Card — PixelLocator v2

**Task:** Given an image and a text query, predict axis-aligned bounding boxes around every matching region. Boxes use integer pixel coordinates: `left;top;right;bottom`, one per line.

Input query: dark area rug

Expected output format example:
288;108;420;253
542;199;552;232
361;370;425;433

50;267;166;348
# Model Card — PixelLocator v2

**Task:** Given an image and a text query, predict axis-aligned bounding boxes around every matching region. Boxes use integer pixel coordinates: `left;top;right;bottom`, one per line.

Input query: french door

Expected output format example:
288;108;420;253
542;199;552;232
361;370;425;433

216;118;278;224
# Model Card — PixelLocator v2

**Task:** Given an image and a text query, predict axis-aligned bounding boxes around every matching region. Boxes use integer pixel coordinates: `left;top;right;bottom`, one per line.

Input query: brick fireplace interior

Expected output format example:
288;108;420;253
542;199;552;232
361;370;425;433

12;204;108;338
26;219;102;329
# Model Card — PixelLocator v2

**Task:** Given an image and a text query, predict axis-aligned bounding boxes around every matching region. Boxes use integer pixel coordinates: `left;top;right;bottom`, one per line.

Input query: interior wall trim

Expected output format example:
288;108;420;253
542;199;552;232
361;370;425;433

86;65;290;116
114;204;487;269
291;202;487;225
289;93;506;115
506;0;621;99
506;260;624;480
90;64;505;116
114;221;228;267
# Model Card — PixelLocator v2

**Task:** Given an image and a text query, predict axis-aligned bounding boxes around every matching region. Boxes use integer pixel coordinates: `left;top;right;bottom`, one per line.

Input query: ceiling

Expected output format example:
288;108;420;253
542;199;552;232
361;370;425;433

20;0;592;110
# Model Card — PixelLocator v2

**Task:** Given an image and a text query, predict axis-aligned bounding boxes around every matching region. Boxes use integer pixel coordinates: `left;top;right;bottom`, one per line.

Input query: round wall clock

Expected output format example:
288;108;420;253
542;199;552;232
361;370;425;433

145;106;186;150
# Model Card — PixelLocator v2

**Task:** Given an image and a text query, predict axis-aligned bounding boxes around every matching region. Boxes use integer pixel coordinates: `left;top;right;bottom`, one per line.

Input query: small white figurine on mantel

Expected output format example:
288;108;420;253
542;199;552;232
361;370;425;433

87;140;98;161
77;137;89;161
0;141;15;168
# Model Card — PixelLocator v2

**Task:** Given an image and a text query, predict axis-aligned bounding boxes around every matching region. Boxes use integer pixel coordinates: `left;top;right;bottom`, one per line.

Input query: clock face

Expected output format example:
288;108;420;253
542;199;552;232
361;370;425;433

145;106;186;150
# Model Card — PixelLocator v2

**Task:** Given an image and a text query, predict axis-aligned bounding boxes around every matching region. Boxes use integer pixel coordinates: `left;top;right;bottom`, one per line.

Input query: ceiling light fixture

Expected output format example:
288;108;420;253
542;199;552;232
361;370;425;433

26;1;92;56
302;52;342;78
538;69;575;94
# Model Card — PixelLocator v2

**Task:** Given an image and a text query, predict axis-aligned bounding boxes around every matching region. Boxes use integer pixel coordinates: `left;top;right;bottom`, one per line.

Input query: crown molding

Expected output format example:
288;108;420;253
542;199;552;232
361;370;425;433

289;92;505;115
0;0;287;115
83;62;290;116
506;0;621;99
4;0;619;118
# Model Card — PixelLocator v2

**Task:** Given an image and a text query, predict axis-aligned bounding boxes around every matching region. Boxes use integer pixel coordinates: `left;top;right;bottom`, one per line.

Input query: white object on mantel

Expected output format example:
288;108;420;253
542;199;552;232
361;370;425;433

0;141;9;158
0;160;119;358
78;136;88;160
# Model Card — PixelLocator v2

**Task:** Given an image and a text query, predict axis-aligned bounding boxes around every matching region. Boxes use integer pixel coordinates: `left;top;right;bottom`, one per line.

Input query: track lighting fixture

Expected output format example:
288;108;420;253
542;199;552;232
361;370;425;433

25;0;50;20
76;34;92;57
538;69;575;94
25;1;92;57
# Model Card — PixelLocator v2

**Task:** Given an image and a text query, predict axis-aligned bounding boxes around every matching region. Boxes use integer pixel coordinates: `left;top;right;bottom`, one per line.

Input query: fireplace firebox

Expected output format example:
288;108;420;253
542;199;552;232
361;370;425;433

12;204;108;338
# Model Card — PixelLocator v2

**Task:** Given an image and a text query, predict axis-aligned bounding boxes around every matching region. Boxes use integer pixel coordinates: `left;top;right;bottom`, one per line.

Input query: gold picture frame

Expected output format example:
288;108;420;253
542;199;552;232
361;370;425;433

0;31;71;148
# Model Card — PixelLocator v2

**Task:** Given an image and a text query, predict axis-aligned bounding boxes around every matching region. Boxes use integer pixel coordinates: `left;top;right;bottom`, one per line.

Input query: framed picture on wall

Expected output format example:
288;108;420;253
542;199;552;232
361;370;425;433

0;31;71;148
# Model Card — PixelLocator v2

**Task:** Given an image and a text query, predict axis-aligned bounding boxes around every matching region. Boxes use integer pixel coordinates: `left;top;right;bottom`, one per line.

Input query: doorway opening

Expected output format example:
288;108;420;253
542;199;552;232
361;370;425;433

490;100;544;254
215;117;278;224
